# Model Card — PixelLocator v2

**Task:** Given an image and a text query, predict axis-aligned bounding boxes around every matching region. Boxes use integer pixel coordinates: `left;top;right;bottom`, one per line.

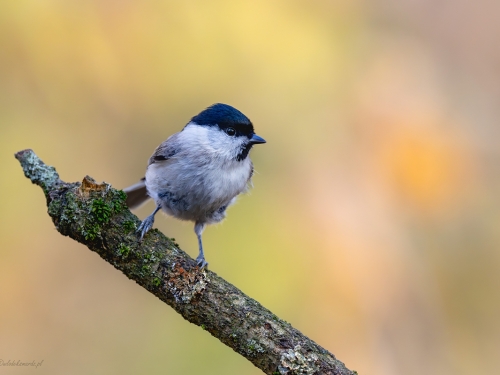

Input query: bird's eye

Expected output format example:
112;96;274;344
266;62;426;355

225;127;236;136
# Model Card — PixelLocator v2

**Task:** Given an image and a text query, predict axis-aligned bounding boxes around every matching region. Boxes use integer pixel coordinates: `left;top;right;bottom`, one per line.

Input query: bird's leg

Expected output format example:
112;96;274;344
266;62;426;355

194;221;208;269
137;204;161;240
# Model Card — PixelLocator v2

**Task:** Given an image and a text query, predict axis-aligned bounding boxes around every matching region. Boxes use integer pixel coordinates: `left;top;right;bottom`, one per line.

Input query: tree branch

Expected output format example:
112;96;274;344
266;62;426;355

15;149;356;375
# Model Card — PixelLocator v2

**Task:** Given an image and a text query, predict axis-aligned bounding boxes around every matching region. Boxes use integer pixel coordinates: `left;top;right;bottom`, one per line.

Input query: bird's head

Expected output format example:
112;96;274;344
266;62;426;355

186;103;266;161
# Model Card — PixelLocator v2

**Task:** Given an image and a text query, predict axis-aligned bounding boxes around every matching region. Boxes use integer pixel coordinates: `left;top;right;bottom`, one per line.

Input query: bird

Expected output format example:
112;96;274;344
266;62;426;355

123;103;266;269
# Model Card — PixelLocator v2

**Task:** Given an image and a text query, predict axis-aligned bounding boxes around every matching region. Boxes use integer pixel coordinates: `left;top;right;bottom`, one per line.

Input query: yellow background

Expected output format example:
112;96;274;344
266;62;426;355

1;1;500;374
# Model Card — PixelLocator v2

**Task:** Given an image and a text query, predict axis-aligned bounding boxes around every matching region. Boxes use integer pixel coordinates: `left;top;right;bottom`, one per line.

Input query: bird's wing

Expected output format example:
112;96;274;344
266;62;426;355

148;134;180;166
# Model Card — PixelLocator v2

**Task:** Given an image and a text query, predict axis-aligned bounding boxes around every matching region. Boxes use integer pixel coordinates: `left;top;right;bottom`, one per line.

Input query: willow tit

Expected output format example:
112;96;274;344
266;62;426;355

123;103;266;268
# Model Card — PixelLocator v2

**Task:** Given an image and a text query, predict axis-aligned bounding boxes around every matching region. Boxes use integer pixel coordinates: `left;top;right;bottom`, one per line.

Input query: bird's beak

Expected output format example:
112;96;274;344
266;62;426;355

249;134;266;145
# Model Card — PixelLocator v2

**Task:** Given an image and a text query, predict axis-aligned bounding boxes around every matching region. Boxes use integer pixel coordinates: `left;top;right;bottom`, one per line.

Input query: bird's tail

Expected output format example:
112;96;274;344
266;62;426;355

123;178;150;209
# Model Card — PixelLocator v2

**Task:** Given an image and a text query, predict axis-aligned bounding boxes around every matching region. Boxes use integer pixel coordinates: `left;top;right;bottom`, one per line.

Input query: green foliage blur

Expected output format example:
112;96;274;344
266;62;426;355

1;1;500;374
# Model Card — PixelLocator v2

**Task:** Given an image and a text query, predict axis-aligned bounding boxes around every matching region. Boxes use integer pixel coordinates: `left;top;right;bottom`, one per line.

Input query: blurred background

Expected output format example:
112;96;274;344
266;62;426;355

1;0;500;374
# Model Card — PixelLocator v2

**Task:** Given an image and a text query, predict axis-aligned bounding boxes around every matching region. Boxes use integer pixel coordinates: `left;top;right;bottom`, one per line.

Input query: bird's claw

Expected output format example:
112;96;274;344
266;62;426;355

196;255;208;270
137;215;155;241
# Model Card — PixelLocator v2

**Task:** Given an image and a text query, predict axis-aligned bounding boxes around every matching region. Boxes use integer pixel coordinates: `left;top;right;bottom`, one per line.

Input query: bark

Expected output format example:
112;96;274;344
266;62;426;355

15;149;357;375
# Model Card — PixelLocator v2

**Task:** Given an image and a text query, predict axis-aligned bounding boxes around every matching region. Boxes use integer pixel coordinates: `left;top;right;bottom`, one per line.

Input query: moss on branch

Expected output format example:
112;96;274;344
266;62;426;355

15;149;356;375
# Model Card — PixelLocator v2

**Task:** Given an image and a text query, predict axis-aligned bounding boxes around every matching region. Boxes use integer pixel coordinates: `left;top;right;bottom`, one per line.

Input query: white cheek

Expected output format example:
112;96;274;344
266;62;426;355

215;133;248;158
182;123;246;160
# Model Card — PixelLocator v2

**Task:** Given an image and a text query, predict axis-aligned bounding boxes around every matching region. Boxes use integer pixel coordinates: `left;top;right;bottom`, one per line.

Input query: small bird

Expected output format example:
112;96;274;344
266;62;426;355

123;103;266;268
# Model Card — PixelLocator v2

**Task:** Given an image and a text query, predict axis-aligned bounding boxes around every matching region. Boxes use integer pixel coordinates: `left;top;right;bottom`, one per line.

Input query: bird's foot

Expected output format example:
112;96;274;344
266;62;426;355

137;215;155;240
196;255;208;270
